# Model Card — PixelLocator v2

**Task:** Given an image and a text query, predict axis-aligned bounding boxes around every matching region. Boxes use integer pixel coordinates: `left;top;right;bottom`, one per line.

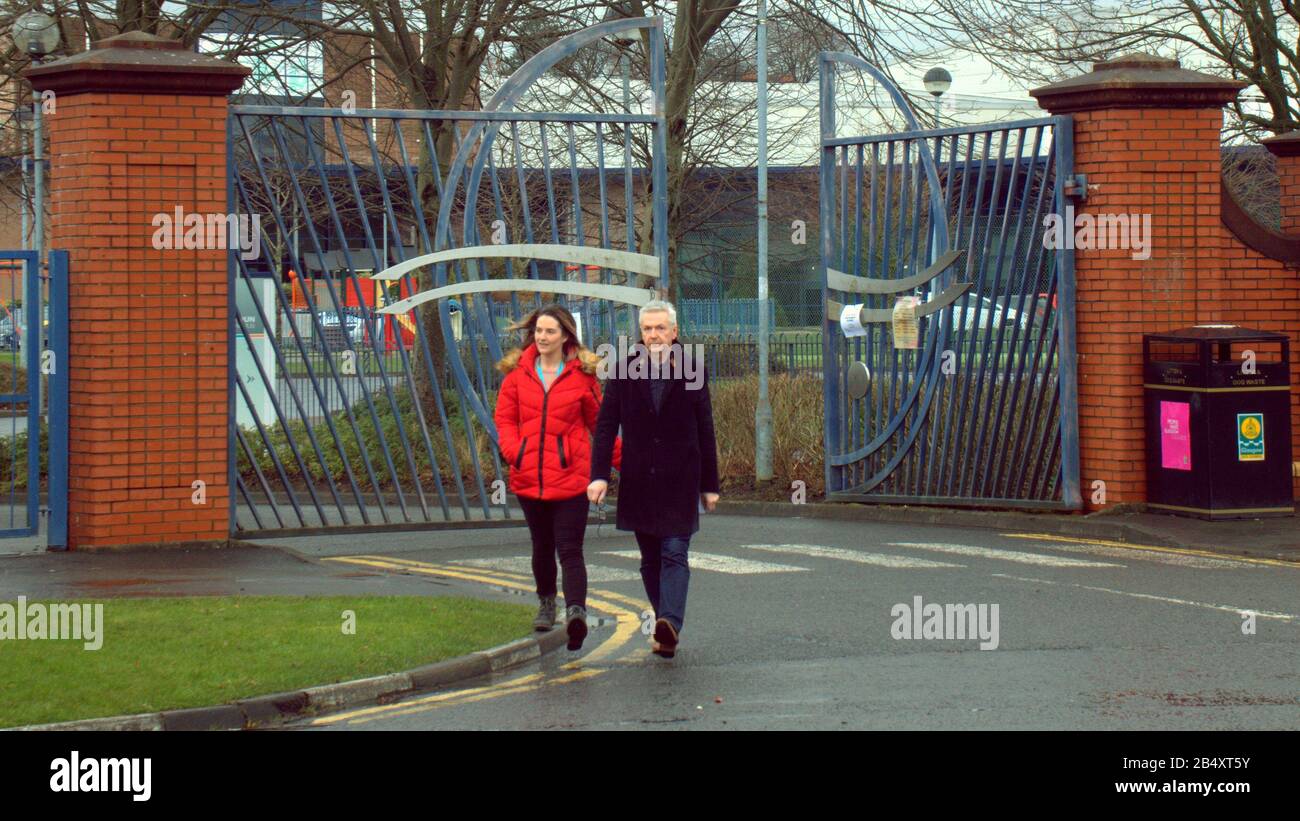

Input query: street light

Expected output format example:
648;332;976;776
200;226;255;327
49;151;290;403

922;68;951;272
11;8;59;365
923;66;952;126
12;9;60;59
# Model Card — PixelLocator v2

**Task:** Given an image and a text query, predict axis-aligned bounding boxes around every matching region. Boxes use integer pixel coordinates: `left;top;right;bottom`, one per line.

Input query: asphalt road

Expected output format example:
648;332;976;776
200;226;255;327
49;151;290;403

284;513;1300;730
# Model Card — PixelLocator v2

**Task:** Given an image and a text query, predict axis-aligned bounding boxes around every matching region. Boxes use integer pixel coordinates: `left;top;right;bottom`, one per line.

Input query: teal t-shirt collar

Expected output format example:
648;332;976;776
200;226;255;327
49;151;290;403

537;357;563;387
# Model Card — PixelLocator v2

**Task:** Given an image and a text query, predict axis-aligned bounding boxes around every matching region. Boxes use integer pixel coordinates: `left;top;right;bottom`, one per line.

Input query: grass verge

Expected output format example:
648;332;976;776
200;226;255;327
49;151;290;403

0;595;532;728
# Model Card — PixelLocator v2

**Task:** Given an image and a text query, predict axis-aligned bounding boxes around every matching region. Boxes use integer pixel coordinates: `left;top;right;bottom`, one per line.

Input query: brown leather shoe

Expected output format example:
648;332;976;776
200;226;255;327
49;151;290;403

652;618;678;658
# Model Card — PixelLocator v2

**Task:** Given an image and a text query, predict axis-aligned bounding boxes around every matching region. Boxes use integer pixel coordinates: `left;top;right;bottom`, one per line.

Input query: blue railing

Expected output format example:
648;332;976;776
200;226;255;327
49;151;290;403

679;299;777;334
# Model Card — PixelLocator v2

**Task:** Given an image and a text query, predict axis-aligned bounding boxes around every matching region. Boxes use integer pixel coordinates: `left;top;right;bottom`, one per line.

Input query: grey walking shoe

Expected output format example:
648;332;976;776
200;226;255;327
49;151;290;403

565;605;588;651
533;596;557;632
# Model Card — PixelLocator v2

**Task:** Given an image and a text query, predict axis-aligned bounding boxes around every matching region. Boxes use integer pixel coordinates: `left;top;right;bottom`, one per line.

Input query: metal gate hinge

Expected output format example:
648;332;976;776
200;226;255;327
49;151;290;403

1063;173;1088;201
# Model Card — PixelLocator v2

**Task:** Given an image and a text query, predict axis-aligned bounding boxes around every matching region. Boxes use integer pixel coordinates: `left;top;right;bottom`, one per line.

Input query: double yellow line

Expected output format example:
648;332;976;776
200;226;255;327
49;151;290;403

309;555;646;726
1003;533;1300;569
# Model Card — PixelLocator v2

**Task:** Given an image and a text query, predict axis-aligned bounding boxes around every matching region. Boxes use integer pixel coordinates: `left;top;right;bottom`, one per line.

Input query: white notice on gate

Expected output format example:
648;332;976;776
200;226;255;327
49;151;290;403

892;296;920;349
840;303;867;338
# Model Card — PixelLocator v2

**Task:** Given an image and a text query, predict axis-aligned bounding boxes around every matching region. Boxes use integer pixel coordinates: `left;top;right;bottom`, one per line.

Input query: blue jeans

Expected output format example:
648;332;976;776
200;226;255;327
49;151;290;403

634;531;691;633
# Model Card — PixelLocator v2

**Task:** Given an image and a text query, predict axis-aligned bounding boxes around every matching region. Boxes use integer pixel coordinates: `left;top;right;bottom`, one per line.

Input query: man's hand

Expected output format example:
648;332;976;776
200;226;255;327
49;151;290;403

587;480;608;504
701;492;719;512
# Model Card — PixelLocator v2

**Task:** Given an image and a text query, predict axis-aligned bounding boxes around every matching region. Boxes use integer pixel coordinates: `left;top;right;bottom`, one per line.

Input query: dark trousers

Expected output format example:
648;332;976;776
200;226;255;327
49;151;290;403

517;493;589;609
634;531;691;633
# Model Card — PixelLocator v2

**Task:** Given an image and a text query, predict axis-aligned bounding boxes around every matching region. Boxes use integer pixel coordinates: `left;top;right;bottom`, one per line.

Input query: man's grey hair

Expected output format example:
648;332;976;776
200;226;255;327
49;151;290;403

639;299;677;328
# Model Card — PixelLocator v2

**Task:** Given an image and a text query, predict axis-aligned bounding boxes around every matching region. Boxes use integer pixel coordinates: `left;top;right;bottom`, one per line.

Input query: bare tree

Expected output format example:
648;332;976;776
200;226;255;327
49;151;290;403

807;0;1298;142
0;1;337;250
502;2;844;300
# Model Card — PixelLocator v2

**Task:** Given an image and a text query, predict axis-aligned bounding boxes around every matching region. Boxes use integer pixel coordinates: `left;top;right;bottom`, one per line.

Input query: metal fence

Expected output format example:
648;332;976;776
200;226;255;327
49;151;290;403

679;299;777;334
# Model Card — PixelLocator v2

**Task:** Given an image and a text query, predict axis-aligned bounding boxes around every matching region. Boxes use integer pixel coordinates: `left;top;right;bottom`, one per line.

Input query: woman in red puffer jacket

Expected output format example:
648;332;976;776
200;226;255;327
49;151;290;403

494;303;619;651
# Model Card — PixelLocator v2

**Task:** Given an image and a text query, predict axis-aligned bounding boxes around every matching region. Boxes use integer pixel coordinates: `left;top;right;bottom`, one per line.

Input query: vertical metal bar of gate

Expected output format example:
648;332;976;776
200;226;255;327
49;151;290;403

819;55;842;495
47;250;69;550
1053;115;1083;508
227;113;238;538
650;28;670;287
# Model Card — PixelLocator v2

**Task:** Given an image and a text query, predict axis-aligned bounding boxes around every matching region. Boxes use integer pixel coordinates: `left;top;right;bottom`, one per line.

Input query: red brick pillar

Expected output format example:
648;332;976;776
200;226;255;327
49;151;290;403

1263;131;1300;237
1031;54;1246;509
26;33;248;549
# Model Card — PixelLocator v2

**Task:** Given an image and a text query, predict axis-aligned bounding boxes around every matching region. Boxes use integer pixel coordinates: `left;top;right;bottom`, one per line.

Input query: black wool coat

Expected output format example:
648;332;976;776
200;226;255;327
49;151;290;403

590;345;720;537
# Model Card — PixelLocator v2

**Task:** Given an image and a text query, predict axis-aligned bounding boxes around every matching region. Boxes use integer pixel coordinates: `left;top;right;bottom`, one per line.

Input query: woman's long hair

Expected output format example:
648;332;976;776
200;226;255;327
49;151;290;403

495;303;598;374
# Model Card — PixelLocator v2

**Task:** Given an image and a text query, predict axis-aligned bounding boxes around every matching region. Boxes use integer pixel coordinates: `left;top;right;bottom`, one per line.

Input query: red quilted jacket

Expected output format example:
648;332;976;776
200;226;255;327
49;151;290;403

494;342;620;500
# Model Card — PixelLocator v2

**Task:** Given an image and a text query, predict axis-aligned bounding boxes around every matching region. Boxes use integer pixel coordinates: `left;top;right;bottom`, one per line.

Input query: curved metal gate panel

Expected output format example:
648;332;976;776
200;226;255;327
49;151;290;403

820;54;1081;509
228;19;667;535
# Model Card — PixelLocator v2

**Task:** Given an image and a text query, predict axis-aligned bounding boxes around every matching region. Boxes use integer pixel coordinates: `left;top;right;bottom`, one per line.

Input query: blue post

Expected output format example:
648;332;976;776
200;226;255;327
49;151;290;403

47;250;68;550
24;250;40;541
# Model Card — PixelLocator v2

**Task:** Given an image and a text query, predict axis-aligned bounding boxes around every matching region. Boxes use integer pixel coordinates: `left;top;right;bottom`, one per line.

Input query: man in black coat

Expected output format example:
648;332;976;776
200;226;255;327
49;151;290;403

588;300;720;658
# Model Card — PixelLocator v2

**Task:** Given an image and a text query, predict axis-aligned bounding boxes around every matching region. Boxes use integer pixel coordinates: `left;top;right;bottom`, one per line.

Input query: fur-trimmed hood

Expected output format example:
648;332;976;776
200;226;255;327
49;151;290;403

495;342;599;376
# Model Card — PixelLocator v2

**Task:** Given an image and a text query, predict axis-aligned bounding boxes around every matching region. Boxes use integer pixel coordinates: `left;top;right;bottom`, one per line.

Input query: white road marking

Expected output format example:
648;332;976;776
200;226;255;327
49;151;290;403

742;543;962;569
991;574;1300;622
452;556;641;582
1008;540;1254;570
887;542;1122;568
601;550;809;575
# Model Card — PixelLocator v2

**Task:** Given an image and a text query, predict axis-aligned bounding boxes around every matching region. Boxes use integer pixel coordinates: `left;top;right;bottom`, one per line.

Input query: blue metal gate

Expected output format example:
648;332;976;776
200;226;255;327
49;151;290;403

0;249;68;547
229;18;667;535
819;54;1081;509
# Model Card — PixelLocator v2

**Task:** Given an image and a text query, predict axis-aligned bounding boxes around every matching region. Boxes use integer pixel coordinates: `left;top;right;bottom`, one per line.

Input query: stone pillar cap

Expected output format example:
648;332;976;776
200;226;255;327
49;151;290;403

1262;130;1300;158
23;30;249;96
1031;52;1246;114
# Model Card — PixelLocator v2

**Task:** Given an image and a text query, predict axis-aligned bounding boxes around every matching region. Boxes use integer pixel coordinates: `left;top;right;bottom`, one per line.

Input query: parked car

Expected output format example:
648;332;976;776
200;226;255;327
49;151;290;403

316;310;366;351
944;295;1033;332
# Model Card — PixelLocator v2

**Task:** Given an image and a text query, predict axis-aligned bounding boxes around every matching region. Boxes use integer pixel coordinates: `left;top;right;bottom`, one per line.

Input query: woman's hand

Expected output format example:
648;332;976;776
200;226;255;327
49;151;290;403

701;492;719;512
587;480;608;504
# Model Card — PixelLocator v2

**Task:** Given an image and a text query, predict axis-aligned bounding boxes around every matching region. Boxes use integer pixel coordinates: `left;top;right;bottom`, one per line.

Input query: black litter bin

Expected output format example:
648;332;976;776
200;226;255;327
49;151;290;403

1144;325;1294;519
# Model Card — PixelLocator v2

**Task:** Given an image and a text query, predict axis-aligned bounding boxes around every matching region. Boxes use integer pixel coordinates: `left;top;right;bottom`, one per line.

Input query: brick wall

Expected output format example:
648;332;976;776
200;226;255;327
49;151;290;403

1035;56;1300;510
47;91;230;547
1276;153;1300;237
30;33;246;549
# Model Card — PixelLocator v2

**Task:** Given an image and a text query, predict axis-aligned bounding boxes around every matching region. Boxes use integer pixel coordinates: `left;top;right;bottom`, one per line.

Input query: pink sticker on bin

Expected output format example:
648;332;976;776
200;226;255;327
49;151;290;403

1160;400;1191;471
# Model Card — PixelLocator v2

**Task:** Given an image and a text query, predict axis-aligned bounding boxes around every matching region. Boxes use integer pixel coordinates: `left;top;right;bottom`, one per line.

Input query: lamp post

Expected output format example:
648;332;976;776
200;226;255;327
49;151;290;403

754;0;772;483
11;8;59;363
922;67;951;273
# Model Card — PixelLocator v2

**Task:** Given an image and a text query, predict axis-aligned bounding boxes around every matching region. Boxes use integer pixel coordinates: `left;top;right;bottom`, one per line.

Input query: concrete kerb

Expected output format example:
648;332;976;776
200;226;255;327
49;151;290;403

6;628;570;732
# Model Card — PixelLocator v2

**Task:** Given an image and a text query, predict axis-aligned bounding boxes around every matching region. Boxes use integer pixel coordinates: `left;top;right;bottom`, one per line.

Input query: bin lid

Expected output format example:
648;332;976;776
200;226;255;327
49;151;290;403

1146;325;1289;342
